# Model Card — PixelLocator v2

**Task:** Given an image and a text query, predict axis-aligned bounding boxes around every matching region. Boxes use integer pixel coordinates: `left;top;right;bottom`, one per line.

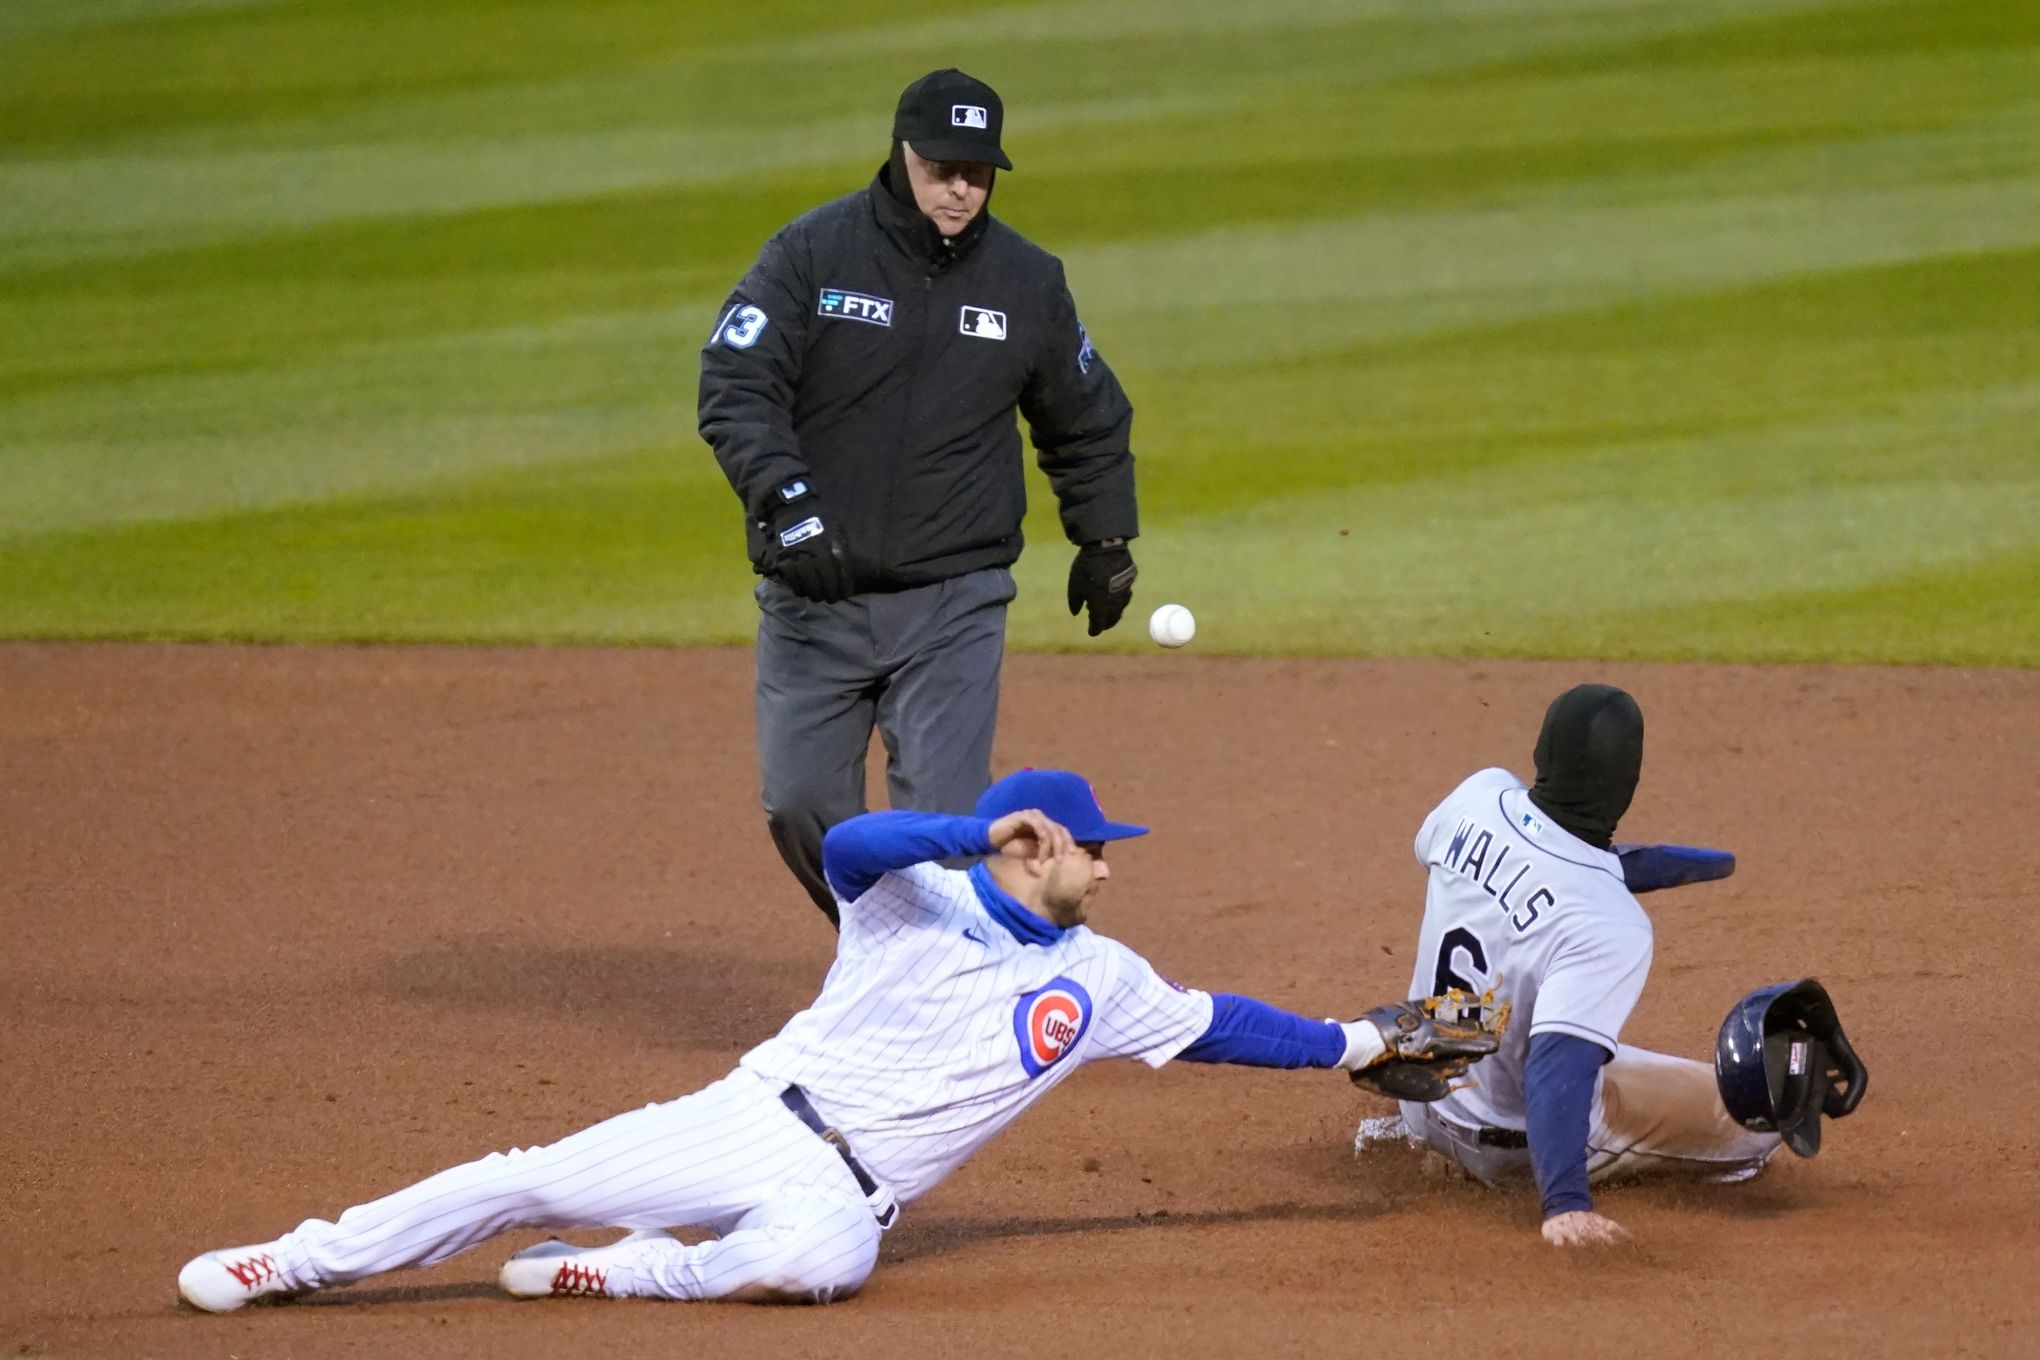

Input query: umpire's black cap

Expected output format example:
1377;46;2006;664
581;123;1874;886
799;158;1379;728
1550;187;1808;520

893;68;1012;170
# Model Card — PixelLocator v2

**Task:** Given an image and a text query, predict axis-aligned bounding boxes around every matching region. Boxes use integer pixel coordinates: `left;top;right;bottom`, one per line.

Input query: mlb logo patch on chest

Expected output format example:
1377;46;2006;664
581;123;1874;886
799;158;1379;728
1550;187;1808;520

960;306;1007;340
818;289;893;326
1012;976;1093;1078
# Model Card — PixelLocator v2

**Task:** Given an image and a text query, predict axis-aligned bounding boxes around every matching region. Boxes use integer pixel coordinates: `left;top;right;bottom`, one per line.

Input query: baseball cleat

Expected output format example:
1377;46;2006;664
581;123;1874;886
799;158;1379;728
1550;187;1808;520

498;1228;676;1300
177;1243;305;1312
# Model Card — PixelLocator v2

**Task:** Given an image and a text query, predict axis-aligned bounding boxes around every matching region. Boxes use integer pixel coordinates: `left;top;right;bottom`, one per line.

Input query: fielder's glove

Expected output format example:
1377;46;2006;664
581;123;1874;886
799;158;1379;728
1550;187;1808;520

1067;538;1137;636
759;477;855;603
1347;992;1508;1102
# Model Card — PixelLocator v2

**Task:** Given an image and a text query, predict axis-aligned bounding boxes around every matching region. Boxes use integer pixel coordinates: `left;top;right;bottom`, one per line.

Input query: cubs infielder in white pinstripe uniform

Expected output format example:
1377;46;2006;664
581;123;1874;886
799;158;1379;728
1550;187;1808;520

179;770;1490;1311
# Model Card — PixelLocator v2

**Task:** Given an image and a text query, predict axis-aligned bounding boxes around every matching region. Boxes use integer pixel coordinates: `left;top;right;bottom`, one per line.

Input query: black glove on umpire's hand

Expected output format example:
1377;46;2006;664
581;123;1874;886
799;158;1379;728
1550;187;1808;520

1067;539;1137;637
760;477;855;603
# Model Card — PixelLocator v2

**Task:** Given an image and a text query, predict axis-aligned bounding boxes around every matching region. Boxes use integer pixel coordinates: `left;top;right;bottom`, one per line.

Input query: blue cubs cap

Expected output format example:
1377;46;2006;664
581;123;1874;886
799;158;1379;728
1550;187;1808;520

975;769;1147;842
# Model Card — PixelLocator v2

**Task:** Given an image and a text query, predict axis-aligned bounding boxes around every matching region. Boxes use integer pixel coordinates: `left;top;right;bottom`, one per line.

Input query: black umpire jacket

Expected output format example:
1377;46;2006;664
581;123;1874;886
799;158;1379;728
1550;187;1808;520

698;168;1137;593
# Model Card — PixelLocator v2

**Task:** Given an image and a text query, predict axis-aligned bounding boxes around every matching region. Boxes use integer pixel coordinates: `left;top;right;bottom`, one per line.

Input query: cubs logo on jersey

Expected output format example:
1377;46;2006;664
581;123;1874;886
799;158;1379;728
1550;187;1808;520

1011;976;1093;1078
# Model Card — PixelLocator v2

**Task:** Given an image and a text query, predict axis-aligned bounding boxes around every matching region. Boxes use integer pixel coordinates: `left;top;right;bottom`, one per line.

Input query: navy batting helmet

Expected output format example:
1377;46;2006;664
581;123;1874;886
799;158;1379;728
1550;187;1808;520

1714;978;1867;1158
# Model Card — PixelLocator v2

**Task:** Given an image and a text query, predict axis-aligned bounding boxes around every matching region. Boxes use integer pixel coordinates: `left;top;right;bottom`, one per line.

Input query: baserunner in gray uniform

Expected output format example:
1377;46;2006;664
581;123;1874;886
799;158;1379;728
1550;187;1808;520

699;68;1141;923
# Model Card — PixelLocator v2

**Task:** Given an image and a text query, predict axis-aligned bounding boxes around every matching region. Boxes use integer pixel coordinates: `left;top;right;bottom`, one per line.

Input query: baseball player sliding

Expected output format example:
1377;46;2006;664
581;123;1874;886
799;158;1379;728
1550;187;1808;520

178;770;1499;1311
1367;684;1864;1246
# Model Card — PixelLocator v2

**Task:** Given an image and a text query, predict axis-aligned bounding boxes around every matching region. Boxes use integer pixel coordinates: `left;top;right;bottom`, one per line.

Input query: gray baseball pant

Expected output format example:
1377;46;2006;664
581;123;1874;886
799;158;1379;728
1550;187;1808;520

1399;1045;1782;1185
753;566;1014;922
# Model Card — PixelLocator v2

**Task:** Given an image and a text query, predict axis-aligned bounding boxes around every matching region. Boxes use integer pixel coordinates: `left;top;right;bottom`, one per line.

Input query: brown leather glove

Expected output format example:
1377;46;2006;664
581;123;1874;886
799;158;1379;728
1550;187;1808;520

1348;994;1507;1101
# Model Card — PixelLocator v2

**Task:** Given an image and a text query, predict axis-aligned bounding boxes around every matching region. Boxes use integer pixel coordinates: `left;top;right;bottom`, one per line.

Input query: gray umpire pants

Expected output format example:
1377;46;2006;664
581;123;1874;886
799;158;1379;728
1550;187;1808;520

753;566;1015;923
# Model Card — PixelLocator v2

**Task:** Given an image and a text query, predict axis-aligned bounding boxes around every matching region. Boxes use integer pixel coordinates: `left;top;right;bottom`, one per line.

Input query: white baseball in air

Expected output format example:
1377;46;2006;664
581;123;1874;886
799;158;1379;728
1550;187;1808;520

1147;603;1196;649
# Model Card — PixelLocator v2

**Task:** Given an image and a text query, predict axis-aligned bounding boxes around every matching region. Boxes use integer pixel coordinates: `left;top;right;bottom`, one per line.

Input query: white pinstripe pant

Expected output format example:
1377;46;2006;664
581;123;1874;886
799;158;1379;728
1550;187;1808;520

268;1068;882;1302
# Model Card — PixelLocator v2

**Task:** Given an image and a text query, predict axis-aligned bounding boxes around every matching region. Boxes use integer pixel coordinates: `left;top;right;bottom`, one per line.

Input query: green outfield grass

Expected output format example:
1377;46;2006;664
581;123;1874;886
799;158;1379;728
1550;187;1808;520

2;0;2035;662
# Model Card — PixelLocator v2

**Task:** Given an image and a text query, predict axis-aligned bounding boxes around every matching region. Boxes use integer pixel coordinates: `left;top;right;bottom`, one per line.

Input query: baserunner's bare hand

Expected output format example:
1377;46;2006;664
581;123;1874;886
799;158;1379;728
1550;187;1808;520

1541;1210;1632;1247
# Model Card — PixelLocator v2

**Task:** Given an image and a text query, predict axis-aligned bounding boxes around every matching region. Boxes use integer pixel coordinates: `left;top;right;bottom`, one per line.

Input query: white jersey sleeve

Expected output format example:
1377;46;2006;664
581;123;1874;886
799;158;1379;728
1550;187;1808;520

1084;938;1215;1068
1530;922;1653;1052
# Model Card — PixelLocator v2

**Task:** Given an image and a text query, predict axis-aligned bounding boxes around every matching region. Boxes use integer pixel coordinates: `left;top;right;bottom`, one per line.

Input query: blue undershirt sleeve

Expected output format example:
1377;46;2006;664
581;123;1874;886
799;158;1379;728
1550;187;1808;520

1524;1030;1609;1218
1177;993;1347;1069
821;811;997;901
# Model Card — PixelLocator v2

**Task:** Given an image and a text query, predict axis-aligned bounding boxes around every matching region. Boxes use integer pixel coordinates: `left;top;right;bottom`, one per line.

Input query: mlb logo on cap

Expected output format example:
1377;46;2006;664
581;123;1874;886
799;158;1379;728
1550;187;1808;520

893;68;1013;170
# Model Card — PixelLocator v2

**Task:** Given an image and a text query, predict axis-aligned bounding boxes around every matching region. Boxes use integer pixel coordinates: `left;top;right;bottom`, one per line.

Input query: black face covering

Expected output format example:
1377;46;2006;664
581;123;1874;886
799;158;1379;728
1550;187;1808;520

884;141;917;206
1527;684;1644;849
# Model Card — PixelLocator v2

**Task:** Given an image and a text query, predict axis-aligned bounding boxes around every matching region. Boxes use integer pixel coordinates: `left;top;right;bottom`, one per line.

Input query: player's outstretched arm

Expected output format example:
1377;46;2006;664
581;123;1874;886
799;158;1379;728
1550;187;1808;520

1172;993;1499;1087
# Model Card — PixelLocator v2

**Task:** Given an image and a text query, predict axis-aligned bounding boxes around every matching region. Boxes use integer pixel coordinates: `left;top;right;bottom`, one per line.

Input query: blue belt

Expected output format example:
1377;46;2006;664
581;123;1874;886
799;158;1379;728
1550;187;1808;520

778;1085;899;1229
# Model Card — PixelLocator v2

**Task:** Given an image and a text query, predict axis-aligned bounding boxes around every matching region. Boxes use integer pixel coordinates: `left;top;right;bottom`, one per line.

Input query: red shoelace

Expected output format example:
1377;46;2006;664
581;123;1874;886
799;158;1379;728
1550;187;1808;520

224;1254;279;1289
548;1261;608;1296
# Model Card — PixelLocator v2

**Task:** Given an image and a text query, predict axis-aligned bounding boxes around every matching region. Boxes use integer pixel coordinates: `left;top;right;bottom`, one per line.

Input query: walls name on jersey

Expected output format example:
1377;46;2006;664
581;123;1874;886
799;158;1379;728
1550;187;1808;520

1441;818;1553;932
1011;977;1094;1078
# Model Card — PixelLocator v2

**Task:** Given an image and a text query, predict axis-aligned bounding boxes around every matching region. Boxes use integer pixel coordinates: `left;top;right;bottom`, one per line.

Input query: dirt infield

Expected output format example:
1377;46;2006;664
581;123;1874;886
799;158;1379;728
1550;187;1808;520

4;643;2034;1359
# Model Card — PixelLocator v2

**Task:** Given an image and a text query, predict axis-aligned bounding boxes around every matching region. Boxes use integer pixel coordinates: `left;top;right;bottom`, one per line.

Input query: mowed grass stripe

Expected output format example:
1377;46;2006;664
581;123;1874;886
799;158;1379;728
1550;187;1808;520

0;0;950;151
1495;0;2040;76
1066;381;2040;663
9;7;2022;390
27;65;2017;391
1132;242;2040;513
1586;545;2040;667
7;373;2029;658
4;0;1842;155
9;106;2029;376
0;0;1855;264
6;165;2029;537
2;300;710;538
0;0;2033;660
0;0;295;47
0;447;753;643
1071;173;2040;326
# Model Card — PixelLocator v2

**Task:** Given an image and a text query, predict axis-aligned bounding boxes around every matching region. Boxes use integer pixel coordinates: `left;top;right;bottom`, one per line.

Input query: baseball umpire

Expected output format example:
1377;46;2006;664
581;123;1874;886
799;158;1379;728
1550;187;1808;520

699;69;1142;924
